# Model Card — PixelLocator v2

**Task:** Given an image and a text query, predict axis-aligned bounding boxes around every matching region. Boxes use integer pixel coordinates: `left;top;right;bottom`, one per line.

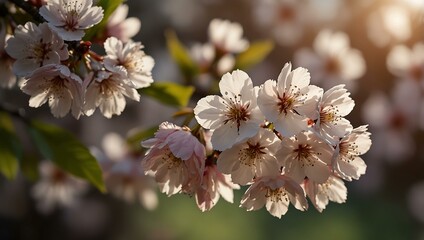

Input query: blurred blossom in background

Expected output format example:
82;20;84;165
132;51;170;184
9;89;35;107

1;0;424;239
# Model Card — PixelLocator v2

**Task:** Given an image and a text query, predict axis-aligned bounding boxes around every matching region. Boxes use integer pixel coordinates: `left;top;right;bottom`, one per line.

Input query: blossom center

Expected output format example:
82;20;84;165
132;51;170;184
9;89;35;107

265;187;288;203
162;150;183;169
31;41;52;65
320;106;339;124
339;141;359;163
239;141;266;166
277;93;295;115
279;6;295;21
223;99;251;132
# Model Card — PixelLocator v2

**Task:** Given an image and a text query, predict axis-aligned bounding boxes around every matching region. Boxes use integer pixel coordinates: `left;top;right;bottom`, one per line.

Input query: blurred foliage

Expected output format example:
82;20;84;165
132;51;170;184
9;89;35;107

28;121;106;192
139;81;195;108
0;113;21;180
235;40;274;70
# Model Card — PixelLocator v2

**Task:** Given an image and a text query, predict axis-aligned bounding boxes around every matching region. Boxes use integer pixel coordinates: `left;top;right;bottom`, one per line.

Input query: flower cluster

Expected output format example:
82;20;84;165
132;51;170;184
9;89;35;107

142;62;372;217
2;1;154;118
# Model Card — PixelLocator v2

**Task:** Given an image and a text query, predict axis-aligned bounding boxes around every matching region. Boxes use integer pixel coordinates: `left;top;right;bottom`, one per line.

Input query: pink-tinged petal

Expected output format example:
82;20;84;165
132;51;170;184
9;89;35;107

48;90;72;118
231;165;254;185
305;160;330;184
337;157;366;181
256;155;280;178
285;160;305;183
217;146;240;174
286;66;310;92
29;91;49;108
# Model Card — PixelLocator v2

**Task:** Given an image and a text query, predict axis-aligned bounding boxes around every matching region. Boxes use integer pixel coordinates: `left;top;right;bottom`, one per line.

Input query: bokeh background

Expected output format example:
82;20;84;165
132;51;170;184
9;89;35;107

1;0;424;239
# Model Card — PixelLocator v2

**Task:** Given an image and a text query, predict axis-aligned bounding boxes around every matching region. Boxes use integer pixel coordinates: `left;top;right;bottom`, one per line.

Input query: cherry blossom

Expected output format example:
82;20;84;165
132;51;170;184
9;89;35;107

5;22;68;77
303;175;347;212
20;64;83;119
253;0;306;46
217;128;280;185
240;175;308;218
366;5;411;48
314;84;354;144
31;161;88;214
83;65;140;119
333;125;371;181
93;133;158;210
208;18;249;54
142;122;206;196
195;164;240;212
106;4;141;42
387;42;424;84
39;0;104;41
257;62;322;137
277;131;334;184
194;70;264;151
294;30;365;91
103;37;154;89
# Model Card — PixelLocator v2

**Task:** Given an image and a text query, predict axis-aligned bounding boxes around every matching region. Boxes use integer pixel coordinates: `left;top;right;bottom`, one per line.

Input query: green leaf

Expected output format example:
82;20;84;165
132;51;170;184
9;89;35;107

0;113;21;180
84;0;123;40
165;30;199;77
29;121;106;192
20;155;40;181
139;81;195;107
126;126;158;153
235;40;274;70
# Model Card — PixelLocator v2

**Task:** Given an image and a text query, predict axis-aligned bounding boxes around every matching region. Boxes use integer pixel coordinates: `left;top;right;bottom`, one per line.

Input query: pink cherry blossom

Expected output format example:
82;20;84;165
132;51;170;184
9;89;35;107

208;18;249;54
21;64;83;119
195;164;240;212
142;122;206;196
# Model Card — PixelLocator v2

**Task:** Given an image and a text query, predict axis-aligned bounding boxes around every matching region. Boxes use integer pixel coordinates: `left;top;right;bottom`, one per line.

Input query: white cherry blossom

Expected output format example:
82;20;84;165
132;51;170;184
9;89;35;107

257;62;322;137
195;164;240;212
253;0;305;46
142;122;206;196
83;66;140;119
106;4;141;42
387;42;424;83
5;22;68;77
31;161;88;214
303;175;347;212
21;64;83;119
217;128;281;185
294;30;365;91
194;70;264;151
366;5;411;48
39;0;104;41
277;131;334;184
93;133;158;210
240;175;308;219
208;18;249;54
314;84;354;144
333;125;371;181
104;37;154;89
